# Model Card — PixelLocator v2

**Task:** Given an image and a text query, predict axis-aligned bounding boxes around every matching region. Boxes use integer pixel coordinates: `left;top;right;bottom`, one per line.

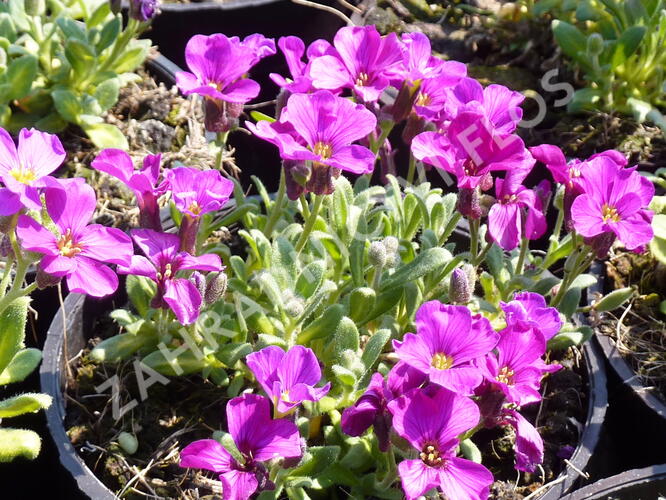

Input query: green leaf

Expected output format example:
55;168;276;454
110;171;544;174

112;39;150;73
0;297;29;374
349;216;367;287
0;393;51;418
0;428;41;462
380;247;451;292
552;20;589;66
297;304;345;344
52;89;82;124
96;16;121;53
593;287;634;312
87;1;111;28
558;286;581;318
570;274;597;289
332;364;356;386
0;348;41;385
357;286;403;325
57;17;87;41
91;333;158;362
65;39;96;78
460;439;482;463
289;446;341;478
94;78;120;112
360;329;390;371
214;343;252;367
348;287;376;323
34;113;68;133
611;26;646;67
567;88;602;113
6;55;37;100
126;274;155;317
326;317;359;364
548;326;593;350
295;261;326;299
249;110;275;122
81;122;128;149
141;349;208;376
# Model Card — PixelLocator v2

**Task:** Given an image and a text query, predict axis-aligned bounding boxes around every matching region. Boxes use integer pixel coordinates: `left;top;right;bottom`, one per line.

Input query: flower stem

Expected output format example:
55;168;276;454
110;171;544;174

438;212;462;246
214;131;229;172
550;248;594;308
514;237;529;276
263;167;286;238
469;218;480;263
474;241;493;267
295;194;323;253
377;446;397;490
406;152;417;186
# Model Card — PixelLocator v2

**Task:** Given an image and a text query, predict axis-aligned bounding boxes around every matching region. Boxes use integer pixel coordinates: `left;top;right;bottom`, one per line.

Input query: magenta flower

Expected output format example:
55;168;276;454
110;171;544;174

412;111;534;190
398;32;466;86
479;324;555;407
387;387;493;500
176;33;276;131
247;90;377;197
166;167;234;253
341;362;426;451
571;159;654;254
501;291;562;341
393;301;498;395
501;409;544;473
269;37;334;94
0;127;65;213
309;25;403;103
16;180;132;297
180;394;302;500
92;149;165;231
488;175;547;251
412;75;463;123
245;345;330;415
118;229;222;324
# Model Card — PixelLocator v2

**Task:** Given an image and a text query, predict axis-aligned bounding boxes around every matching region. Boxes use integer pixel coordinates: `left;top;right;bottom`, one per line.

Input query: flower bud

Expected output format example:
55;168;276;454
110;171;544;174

368;241;387;268
24;0;45;16
391;82;420;123
479;172;494;192
118;432;138;455
457;187;482;219
36;266;61;289
191;272;207;298
383;236;399;254
285;297;304;318
205;272;228;305
534;179;552;214
129;0;159;22
109;0;122;14
585;232;615;258
306;163;338;196
587;33;604;57
0;216;13;234
463;263;477;294
449;268;470;304
178;214;201;255
204;99;243;133
401;113;426;145
284;161;309;201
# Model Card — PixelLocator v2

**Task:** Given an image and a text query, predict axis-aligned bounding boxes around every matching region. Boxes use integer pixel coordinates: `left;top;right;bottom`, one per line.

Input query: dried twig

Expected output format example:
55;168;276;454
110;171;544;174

290;0;355;25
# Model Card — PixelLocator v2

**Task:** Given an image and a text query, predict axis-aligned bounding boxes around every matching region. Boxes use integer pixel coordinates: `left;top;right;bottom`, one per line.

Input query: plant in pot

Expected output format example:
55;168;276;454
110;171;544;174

35;24;655;500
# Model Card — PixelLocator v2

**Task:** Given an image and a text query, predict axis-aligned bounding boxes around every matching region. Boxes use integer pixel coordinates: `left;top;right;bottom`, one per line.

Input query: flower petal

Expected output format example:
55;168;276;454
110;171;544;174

397;459;441;500
437;456;494;500
180;439;234;473
245;345;285;400
77;225;133;266
163;278;202;325
66;256;118;297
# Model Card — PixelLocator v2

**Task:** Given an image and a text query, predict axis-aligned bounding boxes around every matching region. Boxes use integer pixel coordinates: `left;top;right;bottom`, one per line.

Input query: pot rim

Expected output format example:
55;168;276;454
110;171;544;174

561;463;666;500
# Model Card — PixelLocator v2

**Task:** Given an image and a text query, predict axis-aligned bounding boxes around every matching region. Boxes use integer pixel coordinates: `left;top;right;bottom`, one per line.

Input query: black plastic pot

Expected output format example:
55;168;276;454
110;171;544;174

561;464;666;499
588;260;666;469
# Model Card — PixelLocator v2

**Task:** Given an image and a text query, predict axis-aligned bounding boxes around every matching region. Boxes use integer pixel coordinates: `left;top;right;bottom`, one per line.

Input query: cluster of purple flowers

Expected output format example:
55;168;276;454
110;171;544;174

342;296;561;499
177;25;654;254
0;128;232;324
180;345;330;499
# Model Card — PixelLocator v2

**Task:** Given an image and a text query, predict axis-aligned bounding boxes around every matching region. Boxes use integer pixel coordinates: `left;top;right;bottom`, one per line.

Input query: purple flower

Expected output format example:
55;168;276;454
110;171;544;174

129;0;159;21
309;26;403;103
501;291;562;341
387;387;493;500
398;32;466;86
166;167;234;253
16;179;132;297
176;34;276;132
488;175;547;251
478;324;553;407
341;362;426;451
92;149;165;231
571;159;654;253
393;301;499;395
412;75;463;122
411;111;534;190
269;37;334;94
0;127;65;213
180;394;302;500
247;90;377;197
118;229;222;324
245;345;330;415
501;409;544;473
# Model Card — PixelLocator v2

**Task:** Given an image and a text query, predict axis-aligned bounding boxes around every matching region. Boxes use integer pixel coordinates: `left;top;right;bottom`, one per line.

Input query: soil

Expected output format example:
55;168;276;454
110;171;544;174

595;252;666;402
65;315;588;499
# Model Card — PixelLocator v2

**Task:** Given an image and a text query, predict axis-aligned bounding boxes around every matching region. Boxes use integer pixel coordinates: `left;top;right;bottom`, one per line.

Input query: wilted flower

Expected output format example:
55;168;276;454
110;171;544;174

501;409;544;473
247;90;377;198
92;149;165;231
393;301;498;394
245;345;330;415
16;180;132;297
341;362;426;451
387;387;493;500
118;229;222;324
176;33;276;132
180;394;302;500
0;127;65;213
309;25;403;103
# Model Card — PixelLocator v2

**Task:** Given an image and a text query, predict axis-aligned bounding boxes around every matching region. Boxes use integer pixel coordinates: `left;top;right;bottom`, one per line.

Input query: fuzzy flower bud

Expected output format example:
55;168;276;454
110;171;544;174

586;33;604;57
204;272;228;305
35;266;61;290
285;297;305;318
368;241;387;268
129;0;159;22
0;236;12;258
449;268;471;305
457;187;482;219
383;236;399;254
204;99;243;133
191;272;207;299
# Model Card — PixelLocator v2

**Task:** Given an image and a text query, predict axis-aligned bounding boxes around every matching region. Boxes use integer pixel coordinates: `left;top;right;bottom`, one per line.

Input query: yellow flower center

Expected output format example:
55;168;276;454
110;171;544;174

416;92;431;106
431;352;453;370
503;194;517;204
157;263;173;281
420;444;444;467
355;72;370;87
10;168;36;185
57;229;82;258
497;366;515;385
601;203;621;223
313;141;333;160
188;201;202;216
